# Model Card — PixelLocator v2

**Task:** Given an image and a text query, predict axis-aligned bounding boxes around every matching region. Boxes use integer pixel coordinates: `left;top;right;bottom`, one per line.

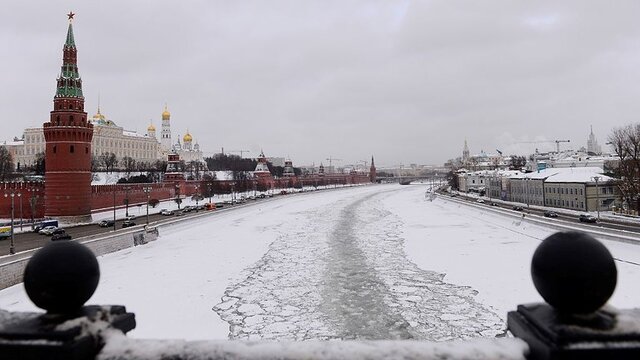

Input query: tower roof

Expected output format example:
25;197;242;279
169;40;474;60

183;130;192;142
162;104;171;120
65;23;75;48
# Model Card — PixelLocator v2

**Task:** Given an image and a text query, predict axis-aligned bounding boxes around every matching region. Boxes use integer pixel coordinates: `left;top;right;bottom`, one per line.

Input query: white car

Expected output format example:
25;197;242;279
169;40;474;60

39;226;58;235
160;209;173;216
476;199;485;203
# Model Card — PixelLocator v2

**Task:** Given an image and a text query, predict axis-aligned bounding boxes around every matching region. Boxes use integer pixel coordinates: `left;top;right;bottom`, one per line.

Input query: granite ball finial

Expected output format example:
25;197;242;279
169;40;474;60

531;231;616;314
24;241;100;314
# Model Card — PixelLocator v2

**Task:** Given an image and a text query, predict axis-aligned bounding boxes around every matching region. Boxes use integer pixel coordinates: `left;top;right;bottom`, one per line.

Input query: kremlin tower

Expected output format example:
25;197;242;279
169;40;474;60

43;13;94;221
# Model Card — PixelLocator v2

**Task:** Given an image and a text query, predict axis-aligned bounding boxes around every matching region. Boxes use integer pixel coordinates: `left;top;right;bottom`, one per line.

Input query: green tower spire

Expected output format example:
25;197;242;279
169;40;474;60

55;13;83;98
65;22;75;48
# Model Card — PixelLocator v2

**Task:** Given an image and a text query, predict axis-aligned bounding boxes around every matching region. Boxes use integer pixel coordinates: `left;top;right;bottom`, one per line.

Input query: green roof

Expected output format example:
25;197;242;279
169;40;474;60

65;23;75;47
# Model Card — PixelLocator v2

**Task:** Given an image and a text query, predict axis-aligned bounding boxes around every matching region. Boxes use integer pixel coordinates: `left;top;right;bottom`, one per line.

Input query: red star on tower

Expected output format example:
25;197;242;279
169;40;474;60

67;12;75;21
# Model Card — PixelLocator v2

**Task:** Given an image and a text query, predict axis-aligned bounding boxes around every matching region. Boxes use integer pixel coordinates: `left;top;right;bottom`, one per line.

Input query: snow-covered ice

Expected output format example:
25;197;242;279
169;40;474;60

1;184;639;342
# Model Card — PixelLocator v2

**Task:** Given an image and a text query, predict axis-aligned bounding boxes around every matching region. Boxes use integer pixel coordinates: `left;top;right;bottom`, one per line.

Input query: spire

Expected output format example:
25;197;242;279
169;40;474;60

56;12;82;99
65;23;75;47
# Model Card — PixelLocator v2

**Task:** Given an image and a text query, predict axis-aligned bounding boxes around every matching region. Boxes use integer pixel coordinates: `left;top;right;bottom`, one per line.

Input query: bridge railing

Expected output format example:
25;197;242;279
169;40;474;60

1;231;639;360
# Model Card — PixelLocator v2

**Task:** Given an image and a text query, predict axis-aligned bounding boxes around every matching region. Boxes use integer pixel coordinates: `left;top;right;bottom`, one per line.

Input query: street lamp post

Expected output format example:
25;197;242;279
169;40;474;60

175;184;181;209
4;191;21;255
194;185;200;212
123;186;132;217
112;186;116;231
525;177;530;209
593;176;601;221
19;195;23;231
142;186;152;228
28;191;38;230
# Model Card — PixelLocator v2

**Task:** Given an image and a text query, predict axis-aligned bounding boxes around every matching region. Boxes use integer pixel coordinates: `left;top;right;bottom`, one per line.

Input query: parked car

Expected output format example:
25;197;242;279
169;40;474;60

490;202;499;206
512;206;524;211
125;215;136;221
98;219;116;227
183;206;194;212
543;210;558;218
174;210;184;217
122;220;136;228
280;190;288;195
214;202;225;208
39;226;58;235
579;214;597;223
51;232;72;241
160;209;173;216
476;199;485;203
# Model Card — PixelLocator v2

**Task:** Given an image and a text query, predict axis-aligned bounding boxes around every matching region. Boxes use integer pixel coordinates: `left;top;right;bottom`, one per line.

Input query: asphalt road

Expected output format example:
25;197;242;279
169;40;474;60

0;202;243;257
445;192;640;234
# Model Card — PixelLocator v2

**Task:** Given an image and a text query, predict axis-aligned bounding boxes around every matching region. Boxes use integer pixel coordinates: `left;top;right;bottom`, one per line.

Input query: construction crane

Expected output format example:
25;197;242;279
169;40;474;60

511;139;570;154
228;150;250;158
325;157;342;168
554;140;570;153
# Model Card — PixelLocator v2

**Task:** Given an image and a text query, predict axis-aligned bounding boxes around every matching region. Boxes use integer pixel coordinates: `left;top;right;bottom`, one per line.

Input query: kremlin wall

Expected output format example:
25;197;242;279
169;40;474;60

0;15;375;224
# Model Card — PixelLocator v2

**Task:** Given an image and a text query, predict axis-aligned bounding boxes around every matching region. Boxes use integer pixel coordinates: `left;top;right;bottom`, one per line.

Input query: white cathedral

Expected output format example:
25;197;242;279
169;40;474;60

12;105;206;170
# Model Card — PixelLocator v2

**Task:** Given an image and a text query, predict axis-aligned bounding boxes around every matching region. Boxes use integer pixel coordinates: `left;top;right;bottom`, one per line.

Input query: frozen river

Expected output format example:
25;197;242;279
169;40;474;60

1;184;639;341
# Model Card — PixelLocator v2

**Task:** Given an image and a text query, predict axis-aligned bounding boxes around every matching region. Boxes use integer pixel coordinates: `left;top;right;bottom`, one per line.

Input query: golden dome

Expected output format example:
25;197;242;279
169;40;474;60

162;104;170;120
183;131;193;142
147;123;156;132
92;107;106;121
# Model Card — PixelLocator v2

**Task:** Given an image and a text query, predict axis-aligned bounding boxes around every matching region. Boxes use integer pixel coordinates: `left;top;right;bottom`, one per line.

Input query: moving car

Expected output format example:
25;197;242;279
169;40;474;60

51;228;67;235
33;220;59;233
543;210;558;218
51;232;72;241
579;214;597;223
174;210;184;217
512;206;524;211
122;220;136;228
476;199;485;203
39;226;58;235
160;209;173;216
98;219;116;227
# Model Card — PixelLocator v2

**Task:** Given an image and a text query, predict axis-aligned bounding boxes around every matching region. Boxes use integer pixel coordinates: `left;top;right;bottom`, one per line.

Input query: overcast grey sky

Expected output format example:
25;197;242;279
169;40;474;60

2;1;639;167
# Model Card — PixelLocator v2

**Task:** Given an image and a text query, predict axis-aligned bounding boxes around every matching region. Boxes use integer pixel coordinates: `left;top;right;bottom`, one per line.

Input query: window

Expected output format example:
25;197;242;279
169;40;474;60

70;145;74;153
53;145;56;154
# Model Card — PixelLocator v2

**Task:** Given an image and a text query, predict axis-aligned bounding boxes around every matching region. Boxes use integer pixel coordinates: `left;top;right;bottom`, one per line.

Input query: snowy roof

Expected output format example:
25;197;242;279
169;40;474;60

123;130;148;138
509;168;561;180
544;167;612;183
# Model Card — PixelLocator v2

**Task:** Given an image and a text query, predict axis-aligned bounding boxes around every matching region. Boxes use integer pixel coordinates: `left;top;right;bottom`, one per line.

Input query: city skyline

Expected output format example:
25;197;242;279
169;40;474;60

1;1;638;167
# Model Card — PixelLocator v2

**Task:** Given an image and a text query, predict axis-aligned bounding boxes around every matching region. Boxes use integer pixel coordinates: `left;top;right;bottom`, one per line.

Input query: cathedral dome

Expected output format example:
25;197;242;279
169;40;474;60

162;105;170;120
183;132;193;142
147;123;156;132
92;107;106;122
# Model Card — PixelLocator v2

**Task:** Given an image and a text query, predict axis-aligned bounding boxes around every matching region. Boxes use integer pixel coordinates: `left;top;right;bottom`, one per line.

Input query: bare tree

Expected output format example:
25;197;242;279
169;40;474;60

100;152;118;173
609;124;640;211
0;146;13;181
122;156;137;177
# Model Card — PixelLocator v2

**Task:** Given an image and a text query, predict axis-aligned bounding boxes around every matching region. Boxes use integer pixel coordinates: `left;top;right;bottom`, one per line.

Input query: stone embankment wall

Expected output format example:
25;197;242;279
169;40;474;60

0;228;158;290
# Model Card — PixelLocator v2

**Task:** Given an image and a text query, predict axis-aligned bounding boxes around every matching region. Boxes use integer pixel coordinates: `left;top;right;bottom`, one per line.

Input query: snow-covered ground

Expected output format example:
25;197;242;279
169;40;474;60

1;184;639;342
